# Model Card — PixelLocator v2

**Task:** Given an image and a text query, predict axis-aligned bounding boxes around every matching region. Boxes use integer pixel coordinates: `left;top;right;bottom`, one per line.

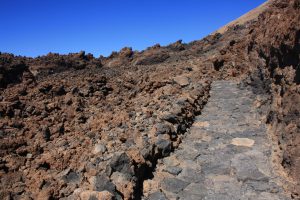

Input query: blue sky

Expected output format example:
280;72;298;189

0;0;266;58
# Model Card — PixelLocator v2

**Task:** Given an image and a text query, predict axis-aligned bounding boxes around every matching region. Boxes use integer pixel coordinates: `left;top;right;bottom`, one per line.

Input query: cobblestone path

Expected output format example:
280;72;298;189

144;81;290;200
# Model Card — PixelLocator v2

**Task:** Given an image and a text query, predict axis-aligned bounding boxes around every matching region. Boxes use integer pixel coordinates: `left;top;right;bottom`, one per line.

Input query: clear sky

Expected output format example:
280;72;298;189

0;0;266;58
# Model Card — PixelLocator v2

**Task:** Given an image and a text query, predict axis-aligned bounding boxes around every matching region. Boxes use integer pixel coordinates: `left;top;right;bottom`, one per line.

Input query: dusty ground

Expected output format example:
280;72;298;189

0;0;300;199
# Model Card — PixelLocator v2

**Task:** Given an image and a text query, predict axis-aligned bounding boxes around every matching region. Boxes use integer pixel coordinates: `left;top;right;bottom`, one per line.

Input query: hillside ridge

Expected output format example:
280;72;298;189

0;0;300;199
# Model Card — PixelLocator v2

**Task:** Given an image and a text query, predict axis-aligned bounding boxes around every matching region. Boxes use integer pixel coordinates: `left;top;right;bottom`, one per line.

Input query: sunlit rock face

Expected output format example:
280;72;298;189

0;0;300;199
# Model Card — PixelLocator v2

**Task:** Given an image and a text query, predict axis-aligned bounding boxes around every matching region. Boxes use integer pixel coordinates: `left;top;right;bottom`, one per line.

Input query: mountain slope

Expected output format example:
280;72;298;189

0;0;299;199
216;0;270;34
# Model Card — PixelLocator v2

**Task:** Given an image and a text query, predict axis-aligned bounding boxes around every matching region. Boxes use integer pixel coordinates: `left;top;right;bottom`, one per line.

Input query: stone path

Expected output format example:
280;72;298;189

143;81;290;200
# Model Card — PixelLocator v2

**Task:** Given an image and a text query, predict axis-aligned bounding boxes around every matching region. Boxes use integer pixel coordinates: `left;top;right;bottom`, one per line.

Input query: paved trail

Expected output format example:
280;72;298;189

144;81;289;200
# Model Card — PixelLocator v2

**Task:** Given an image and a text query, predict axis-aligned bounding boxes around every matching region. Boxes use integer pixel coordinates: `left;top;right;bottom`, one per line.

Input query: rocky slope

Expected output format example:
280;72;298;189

0;0;299;199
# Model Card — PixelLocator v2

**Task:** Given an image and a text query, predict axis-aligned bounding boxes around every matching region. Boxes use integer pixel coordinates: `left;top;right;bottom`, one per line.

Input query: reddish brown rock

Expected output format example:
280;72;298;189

0;0;299;199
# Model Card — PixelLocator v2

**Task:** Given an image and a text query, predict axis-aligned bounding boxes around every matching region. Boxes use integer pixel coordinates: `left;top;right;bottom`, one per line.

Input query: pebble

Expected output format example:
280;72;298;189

173;76;190;87
26;153;33;159
93;144;107;154
79;190;114;200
